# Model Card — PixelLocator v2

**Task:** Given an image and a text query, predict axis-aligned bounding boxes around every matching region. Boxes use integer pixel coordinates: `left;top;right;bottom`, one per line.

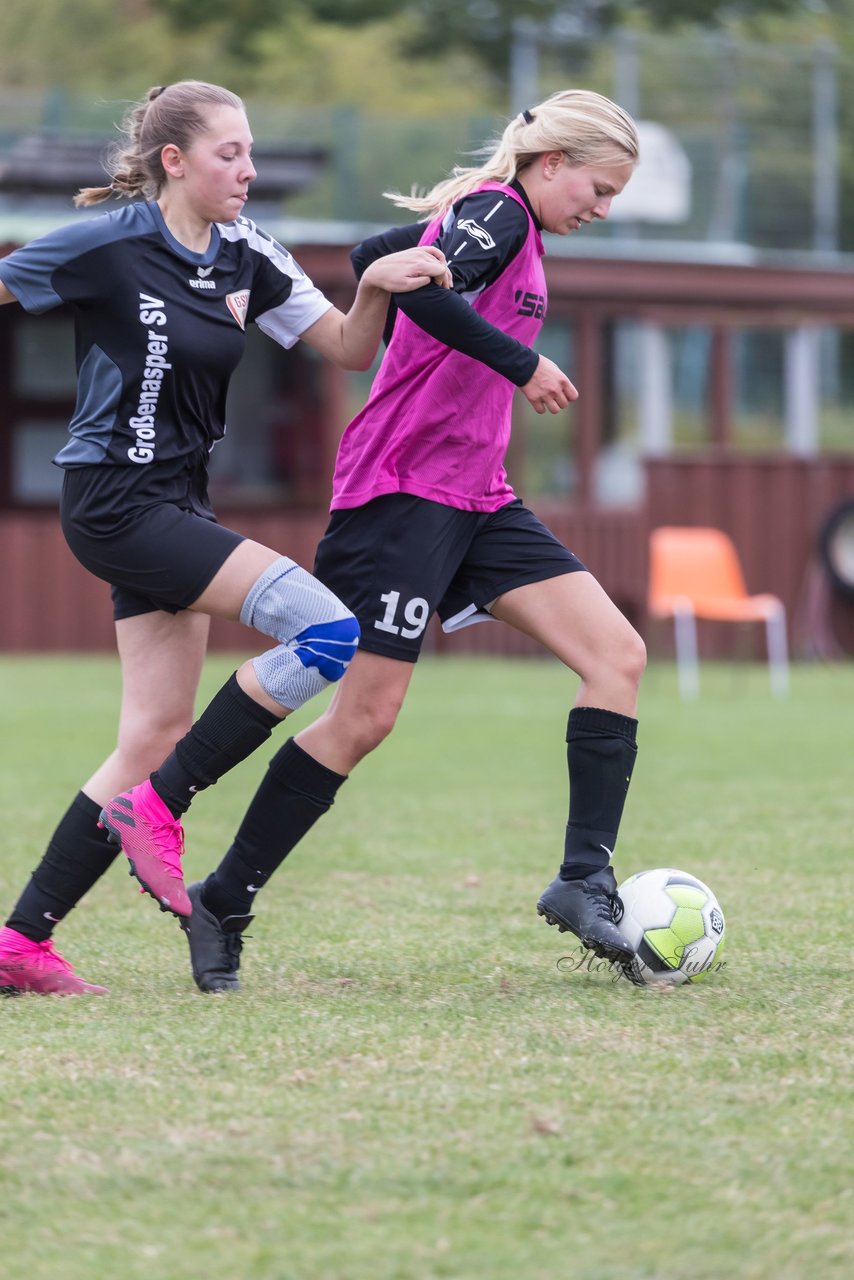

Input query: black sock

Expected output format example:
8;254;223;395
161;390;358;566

202;737;347;919
151;672;282;816
5;792;119;942
560;707;638;881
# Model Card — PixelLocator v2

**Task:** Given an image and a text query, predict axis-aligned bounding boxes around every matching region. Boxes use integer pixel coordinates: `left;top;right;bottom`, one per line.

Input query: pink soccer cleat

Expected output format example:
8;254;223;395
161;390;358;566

0;926;108;996
99;780;192;918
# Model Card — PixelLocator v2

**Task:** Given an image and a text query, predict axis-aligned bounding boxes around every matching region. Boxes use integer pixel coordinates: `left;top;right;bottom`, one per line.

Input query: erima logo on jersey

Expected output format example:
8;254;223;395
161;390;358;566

226;290;250;330
455;218;496;252
189;279;216;289
189;265;216;290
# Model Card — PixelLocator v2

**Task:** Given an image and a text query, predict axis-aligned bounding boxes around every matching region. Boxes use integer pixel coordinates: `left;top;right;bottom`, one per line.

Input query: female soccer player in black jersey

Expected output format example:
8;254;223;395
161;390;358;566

0;80;450;994
181;90;648;994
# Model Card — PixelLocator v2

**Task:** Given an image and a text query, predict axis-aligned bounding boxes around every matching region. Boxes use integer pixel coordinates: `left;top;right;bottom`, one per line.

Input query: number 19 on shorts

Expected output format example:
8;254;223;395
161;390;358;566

374;590;429;639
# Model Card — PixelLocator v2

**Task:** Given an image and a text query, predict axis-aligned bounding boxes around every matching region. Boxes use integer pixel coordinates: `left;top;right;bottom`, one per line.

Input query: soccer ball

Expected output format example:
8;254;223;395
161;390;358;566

616;868;726;986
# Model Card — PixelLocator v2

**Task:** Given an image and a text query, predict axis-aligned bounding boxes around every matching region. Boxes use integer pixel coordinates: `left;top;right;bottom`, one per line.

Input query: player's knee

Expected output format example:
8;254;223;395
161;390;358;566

240;556;354;650
291;614;360;684
327;712;395;764
241;555;359;709
600;618;646;689
574;621;645;703
312;678;403;763
250;614;360;712
622;628;647;688
353;699;401;754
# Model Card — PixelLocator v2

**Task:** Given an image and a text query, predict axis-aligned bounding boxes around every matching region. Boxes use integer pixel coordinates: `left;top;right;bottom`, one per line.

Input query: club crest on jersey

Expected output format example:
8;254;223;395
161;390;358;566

456;218;496;251
226;290;250;330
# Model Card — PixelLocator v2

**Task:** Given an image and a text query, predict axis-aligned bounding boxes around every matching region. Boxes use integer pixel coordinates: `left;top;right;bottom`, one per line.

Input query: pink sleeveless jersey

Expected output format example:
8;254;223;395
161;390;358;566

330;183;546;513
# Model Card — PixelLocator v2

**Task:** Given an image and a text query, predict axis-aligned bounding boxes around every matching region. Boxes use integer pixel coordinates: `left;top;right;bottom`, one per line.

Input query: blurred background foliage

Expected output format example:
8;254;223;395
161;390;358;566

1;0;853;249
2;3;853;510
0;1;830;107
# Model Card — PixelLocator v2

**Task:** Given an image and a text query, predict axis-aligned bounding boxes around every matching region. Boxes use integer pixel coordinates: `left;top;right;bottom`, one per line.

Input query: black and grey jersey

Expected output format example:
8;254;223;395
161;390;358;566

0;201;332;467
351;180;538;385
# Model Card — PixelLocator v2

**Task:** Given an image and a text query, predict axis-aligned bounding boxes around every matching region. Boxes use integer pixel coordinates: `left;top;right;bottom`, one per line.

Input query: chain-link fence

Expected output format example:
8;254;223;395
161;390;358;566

554;28;846;253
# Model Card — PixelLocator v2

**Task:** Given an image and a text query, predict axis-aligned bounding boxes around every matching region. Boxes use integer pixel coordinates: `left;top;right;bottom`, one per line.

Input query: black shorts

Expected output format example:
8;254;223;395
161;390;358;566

313;494;586;662
60;450;245;620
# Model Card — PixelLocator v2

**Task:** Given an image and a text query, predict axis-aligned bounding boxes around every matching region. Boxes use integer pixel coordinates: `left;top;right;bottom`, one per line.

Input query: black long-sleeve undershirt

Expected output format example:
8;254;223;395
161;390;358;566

351;196;540;387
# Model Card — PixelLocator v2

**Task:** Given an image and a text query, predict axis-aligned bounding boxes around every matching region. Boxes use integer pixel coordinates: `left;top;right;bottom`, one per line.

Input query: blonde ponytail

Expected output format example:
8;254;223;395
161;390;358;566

386;89;639;219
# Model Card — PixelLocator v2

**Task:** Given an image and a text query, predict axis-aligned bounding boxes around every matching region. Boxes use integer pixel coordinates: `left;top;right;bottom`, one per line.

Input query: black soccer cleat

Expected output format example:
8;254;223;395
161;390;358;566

537;867;635;966
181;882;253;993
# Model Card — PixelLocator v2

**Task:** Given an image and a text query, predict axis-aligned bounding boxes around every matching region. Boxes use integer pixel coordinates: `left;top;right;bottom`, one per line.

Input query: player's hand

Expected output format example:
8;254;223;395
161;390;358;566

362;245;452;293
520;355;579;414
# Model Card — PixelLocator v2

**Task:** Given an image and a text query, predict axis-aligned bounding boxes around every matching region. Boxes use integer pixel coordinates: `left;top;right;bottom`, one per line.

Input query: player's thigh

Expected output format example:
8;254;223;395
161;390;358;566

490;571;645;679
440;500;582;629
189;539;285;620
115;609;211;748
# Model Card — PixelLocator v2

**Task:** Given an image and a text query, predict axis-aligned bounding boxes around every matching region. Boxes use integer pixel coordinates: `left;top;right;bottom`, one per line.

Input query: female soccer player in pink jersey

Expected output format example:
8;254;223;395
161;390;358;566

183;89;648;993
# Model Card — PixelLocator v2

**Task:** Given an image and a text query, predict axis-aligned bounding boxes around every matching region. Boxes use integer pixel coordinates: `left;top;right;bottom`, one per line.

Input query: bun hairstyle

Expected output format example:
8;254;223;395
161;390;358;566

386;88;639;218
74;80;244;207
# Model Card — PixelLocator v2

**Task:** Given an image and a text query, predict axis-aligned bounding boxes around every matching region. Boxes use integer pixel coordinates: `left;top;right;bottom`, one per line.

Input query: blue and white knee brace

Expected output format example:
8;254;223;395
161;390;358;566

241;557;359;711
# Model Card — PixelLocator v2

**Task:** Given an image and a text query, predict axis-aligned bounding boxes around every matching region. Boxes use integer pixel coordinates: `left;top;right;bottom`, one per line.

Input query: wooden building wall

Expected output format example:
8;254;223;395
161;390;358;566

3;241;854;661
0;504;645;656
644;454;854;658
3;458;853;657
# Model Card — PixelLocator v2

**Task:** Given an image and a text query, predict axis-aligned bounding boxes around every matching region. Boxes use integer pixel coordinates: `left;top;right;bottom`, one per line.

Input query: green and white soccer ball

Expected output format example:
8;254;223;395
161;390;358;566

616;868;726;986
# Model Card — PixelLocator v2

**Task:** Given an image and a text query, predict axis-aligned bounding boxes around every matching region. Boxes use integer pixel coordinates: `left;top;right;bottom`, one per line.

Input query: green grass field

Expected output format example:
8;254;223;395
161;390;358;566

1;655;851;1280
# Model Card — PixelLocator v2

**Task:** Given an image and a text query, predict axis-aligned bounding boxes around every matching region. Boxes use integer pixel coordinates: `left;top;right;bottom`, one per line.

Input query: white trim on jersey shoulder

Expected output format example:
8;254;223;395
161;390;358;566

220;216;332;348
218;216;306;276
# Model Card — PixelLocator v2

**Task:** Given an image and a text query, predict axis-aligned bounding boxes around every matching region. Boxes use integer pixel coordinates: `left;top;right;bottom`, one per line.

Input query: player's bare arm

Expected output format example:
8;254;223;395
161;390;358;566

0;280;19;306
361;244;452;293
300;246;451;370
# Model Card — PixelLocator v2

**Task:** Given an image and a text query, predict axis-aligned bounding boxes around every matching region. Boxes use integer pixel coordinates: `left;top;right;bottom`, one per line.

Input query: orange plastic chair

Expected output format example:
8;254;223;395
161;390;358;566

648;526;789;698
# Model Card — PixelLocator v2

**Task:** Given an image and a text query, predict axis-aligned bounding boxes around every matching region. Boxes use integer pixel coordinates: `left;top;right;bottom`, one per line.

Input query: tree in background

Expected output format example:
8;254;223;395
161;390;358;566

400;1;809;79
0;1;830;105
1;0;851;246
150;1;811;79
0;0;494;117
